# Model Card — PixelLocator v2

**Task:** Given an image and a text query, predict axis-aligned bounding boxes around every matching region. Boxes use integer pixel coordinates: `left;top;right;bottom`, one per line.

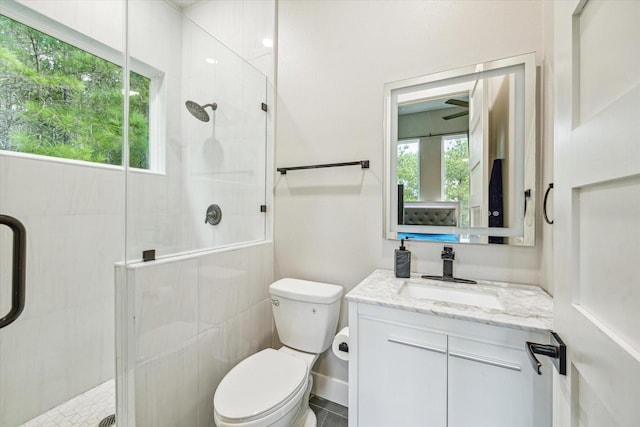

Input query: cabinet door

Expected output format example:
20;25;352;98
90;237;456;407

357;317;447;427
447;336;551;427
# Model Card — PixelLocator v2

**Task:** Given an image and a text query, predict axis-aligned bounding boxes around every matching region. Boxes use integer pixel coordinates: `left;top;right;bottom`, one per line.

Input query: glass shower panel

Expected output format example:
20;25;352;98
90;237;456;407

126;1;267;261
182;18;268;250
0;1;124;425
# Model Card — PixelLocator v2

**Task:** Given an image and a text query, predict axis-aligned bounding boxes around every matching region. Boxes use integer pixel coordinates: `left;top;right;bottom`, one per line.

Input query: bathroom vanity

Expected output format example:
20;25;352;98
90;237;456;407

347;269;553;427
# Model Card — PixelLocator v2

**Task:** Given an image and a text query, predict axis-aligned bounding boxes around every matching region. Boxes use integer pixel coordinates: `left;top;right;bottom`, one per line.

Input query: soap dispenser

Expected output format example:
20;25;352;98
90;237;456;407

394;237;411;278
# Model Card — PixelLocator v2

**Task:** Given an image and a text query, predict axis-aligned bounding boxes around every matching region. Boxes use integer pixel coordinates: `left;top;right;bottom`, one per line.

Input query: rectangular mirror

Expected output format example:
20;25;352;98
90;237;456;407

384;53;536;245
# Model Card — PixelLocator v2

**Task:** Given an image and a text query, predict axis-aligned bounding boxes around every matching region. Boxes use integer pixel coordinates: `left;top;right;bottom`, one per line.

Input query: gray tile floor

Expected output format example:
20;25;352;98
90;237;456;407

309;395;348;427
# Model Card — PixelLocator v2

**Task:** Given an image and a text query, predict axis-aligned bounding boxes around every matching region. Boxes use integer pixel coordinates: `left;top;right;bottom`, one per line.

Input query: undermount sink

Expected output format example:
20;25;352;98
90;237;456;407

398;280;504;310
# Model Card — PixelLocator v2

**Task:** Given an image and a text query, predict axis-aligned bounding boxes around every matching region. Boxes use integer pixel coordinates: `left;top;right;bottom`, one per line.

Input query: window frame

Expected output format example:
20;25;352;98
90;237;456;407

396;138;421;202
0;2;165;173
441;133;470;227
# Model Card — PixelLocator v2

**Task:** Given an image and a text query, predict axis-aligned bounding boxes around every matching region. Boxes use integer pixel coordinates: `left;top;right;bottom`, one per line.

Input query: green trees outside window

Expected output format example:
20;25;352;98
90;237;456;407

0;14;150;169
397;136;470;227
397;141;419;202
443;136;470;227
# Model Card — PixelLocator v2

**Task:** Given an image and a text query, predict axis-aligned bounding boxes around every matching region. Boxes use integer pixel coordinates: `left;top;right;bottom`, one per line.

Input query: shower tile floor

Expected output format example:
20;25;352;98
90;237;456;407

19;379;115;427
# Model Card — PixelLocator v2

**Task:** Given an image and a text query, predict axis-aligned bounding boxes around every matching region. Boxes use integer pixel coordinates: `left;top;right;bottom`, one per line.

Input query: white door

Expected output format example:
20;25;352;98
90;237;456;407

553;1;640;425
468;77;489;227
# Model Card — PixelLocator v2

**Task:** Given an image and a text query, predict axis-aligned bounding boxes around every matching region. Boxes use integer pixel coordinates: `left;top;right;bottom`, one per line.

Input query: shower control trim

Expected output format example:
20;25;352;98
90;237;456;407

205;204;222;226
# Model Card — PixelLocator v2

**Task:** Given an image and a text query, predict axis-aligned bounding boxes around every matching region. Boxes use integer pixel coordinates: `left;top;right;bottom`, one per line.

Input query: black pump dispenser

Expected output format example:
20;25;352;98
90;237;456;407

394;237;411;278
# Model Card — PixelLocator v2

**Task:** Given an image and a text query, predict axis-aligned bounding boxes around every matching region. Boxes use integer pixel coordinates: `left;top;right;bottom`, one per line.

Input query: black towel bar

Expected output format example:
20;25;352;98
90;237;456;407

277;160;370;175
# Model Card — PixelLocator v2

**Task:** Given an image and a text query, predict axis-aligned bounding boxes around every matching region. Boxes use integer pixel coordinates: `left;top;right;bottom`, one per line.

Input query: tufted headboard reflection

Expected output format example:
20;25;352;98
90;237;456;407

402;202;459;226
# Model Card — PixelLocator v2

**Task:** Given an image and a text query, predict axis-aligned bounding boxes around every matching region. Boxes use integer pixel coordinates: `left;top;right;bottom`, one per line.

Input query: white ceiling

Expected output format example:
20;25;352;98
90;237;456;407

398;95;469;116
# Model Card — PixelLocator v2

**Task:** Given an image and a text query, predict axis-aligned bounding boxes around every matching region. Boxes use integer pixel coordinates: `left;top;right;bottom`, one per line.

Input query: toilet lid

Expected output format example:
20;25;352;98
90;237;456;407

214;348;307;421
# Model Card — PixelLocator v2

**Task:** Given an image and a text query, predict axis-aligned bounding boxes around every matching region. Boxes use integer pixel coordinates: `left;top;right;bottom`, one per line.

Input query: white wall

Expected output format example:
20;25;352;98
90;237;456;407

182;0;276;81
275;0;548;396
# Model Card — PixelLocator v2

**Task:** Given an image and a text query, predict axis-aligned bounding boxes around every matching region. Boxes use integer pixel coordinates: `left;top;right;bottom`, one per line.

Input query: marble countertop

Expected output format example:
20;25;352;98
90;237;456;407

347;269;553;333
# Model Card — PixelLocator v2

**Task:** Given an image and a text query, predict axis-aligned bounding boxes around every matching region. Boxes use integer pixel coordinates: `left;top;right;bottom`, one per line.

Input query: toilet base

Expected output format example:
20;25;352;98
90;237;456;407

301;408;316;427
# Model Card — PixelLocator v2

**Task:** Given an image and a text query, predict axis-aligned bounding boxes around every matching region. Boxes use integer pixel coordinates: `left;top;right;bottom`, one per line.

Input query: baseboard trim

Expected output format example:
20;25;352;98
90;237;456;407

310;371;348;408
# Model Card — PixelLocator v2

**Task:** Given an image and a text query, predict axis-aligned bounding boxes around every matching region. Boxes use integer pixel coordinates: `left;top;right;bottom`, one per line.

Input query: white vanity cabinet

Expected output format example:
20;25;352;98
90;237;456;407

357;316;447;427
348;302;552;427
447;335;549;427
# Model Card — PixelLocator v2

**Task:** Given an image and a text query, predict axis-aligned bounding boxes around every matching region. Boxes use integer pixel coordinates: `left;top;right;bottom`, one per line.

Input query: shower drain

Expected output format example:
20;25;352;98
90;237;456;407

98;414;116;427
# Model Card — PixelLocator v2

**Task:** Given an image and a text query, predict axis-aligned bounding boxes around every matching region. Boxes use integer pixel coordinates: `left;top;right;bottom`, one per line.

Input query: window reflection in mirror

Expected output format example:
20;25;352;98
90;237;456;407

398;133;471;227
384;53;536;245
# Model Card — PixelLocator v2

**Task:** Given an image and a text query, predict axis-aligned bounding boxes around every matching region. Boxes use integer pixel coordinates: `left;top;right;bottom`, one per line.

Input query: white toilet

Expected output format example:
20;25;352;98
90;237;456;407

213;278;343;427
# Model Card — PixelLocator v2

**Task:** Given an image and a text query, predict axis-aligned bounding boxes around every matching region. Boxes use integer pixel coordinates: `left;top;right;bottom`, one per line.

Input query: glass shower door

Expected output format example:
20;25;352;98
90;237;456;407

0;1;125;425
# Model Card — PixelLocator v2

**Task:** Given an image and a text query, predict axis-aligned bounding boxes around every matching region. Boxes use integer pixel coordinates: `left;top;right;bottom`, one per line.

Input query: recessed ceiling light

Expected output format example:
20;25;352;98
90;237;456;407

262;38;273;48
205;57;218;64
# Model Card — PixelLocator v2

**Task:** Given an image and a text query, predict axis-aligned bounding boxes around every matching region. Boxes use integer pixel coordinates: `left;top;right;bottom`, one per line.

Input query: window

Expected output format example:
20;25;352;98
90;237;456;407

397;139;420;202
442;134;470;226
0;13;151;169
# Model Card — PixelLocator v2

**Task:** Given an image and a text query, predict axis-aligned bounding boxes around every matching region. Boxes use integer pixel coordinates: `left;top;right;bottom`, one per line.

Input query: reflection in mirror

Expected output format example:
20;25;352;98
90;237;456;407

384;53;536;245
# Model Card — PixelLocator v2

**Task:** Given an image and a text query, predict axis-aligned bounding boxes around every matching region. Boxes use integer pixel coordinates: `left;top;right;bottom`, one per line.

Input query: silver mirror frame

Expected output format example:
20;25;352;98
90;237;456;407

383;52;536;245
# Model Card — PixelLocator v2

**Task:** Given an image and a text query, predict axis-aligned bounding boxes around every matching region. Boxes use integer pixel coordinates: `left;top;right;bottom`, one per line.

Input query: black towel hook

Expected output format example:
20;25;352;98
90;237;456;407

524;189;532;216
543;183;554;225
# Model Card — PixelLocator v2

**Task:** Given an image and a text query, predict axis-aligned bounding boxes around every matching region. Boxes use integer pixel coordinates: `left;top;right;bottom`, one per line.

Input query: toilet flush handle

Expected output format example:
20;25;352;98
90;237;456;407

271;298;280;306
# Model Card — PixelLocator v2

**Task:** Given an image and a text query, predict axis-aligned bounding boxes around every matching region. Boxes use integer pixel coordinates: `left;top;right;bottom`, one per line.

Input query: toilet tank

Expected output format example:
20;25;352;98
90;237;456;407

270;278;343;354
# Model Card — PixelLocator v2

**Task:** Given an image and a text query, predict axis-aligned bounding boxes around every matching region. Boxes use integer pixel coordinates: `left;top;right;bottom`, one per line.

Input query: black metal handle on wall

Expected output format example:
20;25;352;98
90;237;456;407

543;183;554;225
0;215;27;329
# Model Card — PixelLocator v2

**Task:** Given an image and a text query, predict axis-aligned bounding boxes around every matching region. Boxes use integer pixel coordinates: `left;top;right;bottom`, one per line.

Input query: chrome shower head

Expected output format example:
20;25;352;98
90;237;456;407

185;100;217;122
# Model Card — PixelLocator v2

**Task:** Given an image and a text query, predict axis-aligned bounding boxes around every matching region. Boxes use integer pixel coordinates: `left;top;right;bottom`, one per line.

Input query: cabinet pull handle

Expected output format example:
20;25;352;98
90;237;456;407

388;338;446;354
449;351;521;372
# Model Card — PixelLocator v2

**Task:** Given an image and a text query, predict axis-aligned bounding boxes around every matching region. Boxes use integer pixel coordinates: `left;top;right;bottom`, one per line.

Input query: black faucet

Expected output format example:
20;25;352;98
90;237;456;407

441;246;455;281
420;246;477;284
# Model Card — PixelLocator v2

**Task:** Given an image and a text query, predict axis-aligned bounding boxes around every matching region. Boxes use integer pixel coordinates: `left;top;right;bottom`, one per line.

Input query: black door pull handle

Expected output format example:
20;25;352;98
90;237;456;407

526;331;566;375
0;214;27;329
543;182;554;224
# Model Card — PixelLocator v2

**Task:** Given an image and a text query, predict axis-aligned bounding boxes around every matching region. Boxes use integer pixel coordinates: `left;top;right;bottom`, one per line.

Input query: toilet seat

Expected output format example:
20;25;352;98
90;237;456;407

214;348;308;425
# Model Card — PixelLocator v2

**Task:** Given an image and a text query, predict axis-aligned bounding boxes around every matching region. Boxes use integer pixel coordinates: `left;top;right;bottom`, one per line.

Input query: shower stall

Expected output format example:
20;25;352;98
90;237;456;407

0;0;274;425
